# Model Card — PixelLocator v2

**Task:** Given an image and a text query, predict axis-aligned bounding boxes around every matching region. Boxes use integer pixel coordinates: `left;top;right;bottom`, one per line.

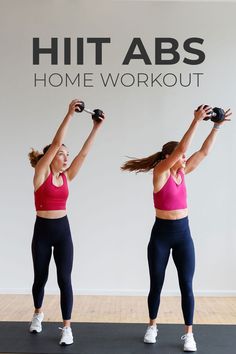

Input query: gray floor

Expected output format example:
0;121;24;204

0;322;235;354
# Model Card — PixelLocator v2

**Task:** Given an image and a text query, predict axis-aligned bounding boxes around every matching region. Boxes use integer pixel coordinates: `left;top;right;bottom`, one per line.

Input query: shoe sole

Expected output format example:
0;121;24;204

30;329;42;334
60;342;73;346
184;348;197;352
144;338;157;344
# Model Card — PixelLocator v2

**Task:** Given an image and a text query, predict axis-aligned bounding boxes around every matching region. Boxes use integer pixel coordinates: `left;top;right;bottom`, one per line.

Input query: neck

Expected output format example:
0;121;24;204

170;166;181;176
50;167;61;178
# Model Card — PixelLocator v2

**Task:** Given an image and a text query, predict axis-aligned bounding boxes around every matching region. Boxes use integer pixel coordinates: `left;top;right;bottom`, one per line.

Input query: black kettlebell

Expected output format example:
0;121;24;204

75;100;103;122
75;101;85;113
196;105;225;123
209;107;225;123
92;109;104;122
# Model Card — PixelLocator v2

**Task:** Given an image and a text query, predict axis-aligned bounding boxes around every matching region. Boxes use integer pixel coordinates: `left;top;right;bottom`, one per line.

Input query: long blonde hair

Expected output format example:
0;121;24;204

121;141;179;173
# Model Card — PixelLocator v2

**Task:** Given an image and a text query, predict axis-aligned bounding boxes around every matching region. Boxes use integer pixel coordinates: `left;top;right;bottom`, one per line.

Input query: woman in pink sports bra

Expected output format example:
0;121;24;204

28;99;105;345
121;105;231;352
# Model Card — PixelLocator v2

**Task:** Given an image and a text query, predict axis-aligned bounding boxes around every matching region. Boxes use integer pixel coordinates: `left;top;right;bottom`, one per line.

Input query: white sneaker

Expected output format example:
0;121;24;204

29;312;44;333
144;325;158;344
59;326;74;346
181;333;197;352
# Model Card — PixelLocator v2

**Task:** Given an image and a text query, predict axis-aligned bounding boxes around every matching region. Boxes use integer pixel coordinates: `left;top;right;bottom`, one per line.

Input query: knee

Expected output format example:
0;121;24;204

57;273;72;290
33;272;48;287
180;280;194;297
33;279;47;293
149;279;164;295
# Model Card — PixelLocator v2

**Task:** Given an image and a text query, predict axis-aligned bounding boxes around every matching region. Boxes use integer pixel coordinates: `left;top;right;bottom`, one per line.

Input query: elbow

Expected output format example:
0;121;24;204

177;142;187;155
80;152;88;159
51;140;62;149
199;148;208;157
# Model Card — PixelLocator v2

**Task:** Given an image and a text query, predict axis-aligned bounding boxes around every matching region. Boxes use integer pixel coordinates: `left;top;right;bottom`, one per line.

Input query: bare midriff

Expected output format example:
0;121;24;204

155;208;188;220
36;210;67;219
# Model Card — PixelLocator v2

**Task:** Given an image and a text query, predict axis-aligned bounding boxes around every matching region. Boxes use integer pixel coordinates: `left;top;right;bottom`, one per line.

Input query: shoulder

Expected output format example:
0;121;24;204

33;169;51;191
153;168;170;192
154;164;170;179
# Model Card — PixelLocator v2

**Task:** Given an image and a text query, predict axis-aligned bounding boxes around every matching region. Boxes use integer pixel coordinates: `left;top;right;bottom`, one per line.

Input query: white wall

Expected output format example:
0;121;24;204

0;0;236;296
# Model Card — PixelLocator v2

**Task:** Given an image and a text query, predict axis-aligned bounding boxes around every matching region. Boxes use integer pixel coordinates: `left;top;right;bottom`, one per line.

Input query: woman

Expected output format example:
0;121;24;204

121;105;231;351
28;99;104;345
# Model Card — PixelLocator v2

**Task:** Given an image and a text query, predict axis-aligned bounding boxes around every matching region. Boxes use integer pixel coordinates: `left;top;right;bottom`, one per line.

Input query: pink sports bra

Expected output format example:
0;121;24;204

153;169;187;211
34;172;69;211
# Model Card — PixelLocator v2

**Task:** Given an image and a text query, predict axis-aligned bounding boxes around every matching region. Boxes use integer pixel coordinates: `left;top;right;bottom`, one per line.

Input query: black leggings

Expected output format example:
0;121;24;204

147;217;195;325
31;215;73;320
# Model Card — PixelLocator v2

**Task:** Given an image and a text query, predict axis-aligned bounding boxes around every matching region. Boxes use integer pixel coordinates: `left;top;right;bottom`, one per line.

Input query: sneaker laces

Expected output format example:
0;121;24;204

181;333;194;343
59;326;71;333
146;325;157;335
32;314;42;322
148;325;155;329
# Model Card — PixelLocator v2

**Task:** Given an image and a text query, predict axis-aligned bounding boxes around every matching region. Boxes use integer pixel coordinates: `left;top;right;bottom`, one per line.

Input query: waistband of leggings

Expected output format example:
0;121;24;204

36;215;68;223
154;216;189;231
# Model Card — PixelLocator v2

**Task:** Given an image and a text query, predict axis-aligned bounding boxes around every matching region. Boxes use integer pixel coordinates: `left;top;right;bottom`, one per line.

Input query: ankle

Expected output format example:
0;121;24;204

149;320;157;327
185;325;193;334
34;309;42;314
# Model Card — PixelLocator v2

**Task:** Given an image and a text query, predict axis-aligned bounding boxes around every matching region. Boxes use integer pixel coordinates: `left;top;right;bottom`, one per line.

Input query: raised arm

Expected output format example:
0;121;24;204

65;115;105;181
33;100;82;192
35;99;80;176
155;105;212;174
185;108;232;174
